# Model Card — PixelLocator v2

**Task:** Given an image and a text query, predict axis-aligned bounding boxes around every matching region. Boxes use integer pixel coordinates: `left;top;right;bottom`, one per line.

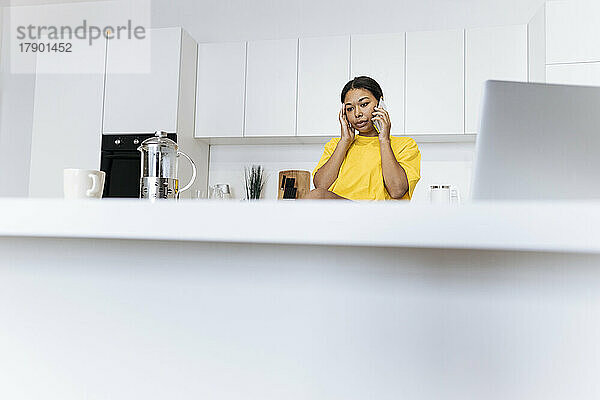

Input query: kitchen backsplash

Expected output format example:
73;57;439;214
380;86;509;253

208;140;475;203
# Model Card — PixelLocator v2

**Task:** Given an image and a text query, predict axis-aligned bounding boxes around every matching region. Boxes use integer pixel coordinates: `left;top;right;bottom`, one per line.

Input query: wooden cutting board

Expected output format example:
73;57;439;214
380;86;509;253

278;170;310;200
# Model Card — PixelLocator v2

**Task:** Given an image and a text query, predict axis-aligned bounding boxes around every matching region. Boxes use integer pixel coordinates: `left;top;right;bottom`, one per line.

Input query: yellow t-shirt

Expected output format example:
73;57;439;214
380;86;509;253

312;135;421;200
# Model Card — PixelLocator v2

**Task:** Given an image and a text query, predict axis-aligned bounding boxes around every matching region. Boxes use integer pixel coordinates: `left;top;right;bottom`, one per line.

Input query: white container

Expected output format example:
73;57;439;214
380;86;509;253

429;184;461;205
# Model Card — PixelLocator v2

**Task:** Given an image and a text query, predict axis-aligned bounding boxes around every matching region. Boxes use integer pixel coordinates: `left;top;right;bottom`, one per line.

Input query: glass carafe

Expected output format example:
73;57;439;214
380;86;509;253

138;131;197;199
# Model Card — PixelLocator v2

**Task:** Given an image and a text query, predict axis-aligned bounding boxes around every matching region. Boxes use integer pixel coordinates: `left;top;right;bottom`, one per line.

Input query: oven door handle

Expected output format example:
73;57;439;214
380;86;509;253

102;153;140;160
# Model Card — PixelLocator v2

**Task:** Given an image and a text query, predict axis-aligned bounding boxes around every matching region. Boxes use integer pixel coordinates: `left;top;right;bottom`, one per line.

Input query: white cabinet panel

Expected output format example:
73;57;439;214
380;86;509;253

351;33;405;134
245;39;297;137
297;36;350;136
546;63;600;87
406;29;464;134
466;25;527;133
103;28;181;134
195;42;246;138
29;38;105;197
528;5;546;83
546;0;600;64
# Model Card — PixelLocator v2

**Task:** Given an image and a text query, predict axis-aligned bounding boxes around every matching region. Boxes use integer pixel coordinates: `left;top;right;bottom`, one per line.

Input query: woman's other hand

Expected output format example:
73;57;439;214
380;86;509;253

372;107;391;142
339;105;355;144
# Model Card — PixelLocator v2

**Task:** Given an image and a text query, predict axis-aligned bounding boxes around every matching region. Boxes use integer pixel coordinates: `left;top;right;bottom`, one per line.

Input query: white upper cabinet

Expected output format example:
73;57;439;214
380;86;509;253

195;41;247;138
546;63;600;87
406;29;464;134
465;25;527;133
297;36;350;136
245;39;298;137
546;0;600;64
351;33;405;135
103;28;193;134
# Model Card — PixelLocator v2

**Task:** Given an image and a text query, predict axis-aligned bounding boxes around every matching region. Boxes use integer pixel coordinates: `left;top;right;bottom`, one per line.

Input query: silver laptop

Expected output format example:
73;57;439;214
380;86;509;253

472;80;600;201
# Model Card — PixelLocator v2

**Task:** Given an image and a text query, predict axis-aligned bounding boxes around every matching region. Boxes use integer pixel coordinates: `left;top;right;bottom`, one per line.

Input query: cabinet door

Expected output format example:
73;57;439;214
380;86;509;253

546;63;600;87
528;5;546;83
351;33;405;134
406;29;464;134
195;42;246;138
297;36;350;136
103;27;181;134
29;38;105;197
546;0;600;64
245;39;297;137
466;25;527;133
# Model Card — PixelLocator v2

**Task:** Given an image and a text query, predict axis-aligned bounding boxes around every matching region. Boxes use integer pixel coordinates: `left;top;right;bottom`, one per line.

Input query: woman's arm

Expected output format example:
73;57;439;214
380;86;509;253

379;140;409;199
372;106;409;199
314;106;356;189
313;140;352;189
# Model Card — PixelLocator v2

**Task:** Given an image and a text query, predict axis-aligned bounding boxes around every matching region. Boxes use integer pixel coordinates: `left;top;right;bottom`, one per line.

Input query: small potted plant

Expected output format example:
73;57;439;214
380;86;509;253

244;165;266;200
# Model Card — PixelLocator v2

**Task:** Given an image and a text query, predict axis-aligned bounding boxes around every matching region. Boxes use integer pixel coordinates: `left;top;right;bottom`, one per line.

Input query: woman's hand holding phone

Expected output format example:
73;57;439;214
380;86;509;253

372;104;391;143
339;105;355;145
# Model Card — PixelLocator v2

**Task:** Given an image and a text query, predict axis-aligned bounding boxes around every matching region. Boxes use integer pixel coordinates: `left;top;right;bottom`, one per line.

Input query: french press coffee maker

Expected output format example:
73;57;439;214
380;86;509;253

138;131;197;199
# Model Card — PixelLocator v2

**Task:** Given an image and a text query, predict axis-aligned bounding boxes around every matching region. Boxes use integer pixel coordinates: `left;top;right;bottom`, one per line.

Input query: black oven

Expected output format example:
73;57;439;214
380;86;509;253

100;133;177;198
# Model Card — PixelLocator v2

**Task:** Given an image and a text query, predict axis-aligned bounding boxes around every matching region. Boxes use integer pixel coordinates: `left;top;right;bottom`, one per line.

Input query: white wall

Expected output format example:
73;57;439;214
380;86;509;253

208;141;475;202
0;6;36;197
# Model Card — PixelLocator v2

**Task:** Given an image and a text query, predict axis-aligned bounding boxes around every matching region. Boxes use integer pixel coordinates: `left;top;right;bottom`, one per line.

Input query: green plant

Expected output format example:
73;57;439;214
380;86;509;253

244;165;266;200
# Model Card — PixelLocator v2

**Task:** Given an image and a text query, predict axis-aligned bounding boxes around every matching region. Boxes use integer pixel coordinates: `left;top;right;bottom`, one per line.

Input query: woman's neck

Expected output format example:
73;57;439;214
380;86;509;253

358;127;378;137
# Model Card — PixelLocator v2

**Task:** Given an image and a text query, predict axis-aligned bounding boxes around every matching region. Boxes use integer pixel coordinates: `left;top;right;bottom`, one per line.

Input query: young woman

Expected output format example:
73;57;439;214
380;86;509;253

303;76;421;200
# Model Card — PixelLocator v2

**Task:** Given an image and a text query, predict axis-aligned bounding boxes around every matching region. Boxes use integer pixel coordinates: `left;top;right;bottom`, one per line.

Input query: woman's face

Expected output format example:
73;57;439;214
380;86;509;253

343;88;378;133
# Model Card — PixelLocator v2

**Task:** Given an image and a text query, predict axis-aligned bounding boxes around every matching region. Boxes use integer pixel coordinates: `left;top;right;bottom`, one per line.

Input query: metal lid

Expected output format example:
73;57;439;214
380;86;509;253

138;130;178;151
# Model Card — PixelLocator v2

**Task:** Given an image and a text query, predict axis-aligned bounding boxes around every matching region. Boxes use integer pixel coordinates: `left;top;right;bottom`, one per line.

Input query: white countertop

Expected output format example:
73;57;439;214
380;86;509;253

1;198;599;254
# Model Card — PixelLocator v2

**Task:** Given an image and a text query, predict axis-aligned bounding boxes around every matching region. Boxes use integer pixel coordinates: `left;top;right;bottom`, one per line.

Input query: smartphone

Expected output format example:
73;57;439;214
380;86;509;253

373;98;387;134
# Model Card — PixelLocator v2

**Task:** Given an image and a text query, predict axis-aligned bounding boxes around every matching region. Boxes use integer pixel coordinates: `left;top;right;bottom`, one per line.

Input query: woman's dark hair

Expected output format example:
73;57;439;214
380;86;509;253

341;76;384;103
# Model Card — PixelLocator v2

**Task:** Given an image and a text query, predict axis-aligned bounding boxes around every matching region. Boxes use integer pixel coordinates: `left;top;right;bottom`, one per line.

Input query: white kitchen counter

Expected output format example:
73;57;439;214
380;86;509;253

2;198;600;399
1;198;599;253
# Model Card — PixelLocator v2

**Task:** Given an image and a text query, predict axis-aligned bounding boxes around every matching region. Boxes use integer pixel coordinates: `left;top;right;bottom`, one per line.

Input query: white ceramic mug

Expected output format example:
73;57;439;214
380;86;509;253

63;169;105;199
